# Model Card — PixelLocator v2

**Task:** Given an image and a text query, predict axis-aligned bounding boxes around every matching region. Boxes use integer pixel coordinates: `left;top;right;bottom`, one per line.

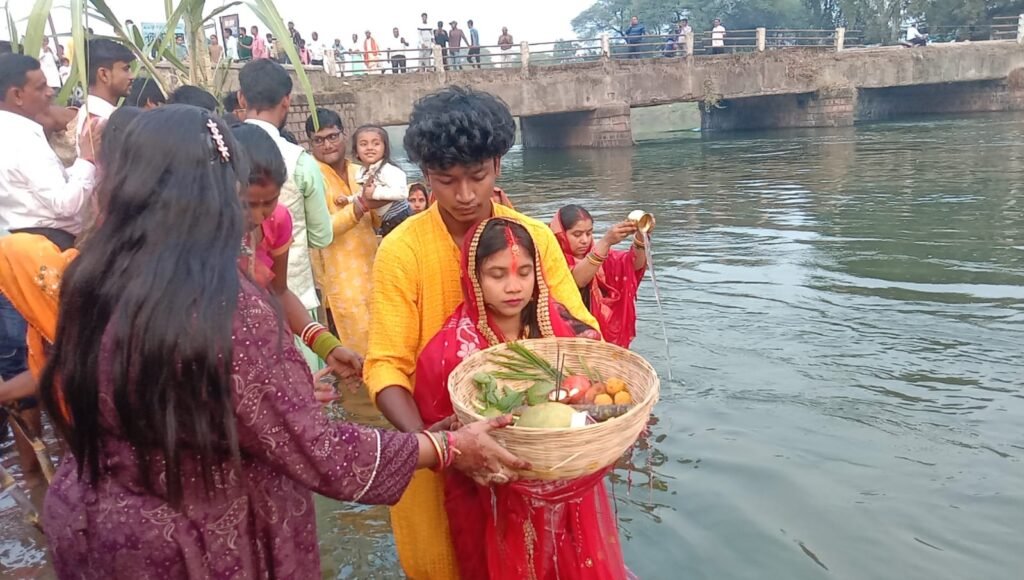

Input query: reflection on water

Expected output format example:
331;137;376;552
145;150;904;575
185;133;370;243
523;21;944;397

3;114;1022;579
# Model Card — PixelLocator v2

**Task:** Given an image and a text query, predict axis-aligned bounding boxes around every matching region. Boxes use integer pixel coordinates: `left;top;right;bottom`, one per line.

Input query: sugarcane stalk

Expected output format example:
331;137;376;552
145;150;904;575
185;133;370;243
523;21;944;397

0;463;41;529
5;407;55;484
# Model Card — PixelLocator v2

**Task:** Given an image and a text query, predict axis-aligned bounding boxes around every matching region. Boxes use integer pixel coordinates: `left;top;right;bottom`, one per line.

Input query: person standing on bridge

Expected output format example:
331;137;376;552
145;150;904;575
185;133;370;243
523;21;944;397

448;21;466;70
711;18;727;55
624;15;646;59
434;21;450;70
467;19;481;69
416;13;434;71
678;18;693;56
498;26;514;67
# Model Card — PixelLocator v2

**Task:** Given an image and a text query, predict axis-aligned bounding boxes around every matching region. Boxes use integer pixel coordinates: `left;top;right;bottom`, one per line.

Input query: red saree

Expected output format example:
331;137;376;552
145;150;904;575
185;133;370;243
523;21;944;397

414;217;627;580
550;213;646;349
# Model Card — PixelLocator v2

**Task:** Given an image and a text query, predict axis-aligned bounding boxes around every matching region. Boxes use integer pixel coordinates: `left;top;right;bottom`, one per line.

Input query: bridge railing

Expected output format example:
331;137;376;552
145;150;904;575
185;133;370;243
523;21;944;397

326;16;1024;77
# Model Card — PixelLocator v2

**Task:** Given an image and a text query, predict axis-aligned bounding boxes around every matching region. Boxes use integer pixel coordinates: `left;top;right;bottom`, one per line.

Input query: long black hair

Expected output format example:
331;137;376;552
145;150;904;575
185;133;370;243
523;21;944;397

41;105;248;507
474;219;543;339
232;123;286;187
557;204;593;230
98;106;143;169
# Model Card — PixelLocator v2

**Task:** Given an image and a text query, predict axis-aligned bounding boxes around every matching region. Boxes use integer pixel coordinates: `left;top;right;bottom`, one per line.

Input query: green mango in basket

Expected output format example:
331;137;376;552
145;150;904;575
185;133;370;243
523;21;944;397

516;402;576;429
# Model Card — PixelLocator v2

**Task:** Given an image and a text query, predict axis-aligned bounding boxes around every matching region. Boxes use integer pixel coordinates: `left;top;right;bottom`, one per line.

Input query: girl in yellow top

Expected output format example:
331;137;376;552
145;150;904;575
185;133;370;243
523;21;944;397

305;109;385;357
365;87;599;579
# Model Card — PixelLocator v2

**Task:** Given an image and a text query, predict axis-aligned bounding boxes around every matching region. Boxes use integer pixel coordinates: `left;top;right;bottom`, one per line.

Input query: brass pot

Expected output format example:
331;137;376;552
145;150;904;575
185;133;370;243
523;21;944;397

627;210;656;234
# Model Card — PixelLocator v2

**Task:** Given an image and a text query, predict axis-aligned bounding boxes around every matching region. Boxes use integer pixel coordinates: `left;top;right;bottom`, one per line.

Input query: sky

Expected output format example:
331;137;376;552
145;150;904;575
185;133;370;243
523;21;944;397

2;0;593;46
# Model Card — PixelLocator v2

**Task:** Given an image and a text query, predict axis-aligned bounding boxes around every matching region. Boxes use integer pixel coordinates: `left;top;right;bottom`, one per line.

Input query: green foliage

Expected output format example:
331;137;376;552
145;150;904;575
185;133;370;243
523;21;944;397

17;0;316;117
573;0;1024;43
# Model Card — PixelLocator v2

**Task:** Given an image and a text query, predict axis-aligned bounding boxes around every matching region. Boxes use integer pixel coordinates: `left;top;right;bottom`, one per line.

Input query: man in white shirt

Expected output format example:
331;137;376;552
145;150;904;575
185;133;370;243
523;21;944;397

711;18;727;55
310;31;327;68
39;39;61;89
389;27;409;74
678;18;693;56
224;28;239;60
416;12;434;71
905;24;927;47
0;53;98;243
77;39;134;152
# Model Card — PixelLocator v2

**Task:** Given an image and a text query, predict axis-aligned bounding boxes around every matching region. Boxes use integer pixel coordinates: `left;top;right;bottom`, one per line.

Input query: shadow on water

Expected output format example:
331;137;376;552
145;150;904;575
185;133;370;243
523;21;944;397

3;113;1023;580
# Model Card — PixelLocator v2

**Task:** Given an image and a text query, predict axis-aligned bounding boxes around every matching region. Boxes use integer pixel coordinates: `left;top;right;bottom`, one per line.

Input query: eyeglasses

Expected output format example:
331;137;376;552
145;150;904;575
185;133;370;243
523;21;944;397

313;132;342;147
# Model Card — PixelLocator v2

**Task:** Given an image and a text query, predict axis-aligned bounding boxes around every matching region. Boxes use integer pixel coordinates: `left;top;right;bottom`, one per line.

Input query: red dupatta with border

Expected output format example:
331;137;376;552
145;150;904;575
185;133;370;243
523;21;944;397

550;212;645;349
413;217;627;580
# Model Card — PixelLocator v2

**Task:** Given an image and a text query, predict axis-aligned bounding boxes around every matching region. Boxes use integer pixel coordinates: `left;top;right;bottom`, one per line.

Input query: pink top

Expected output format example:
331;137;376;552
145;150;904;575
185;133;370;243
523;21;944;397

256;204;293;272
241;204;292;289
252;36;268;59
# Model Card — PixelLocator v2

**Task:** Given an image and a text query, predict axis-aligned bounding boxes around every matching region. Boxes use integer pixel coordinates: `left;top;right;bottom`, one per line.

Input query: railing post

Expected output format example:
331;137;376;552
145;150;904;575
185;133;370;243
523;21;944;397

835;27;846;52
756;28;766;51
432;44;444;77
600;32;610;59
520;41;530;72
1018;14;1024;44
686;32;695;57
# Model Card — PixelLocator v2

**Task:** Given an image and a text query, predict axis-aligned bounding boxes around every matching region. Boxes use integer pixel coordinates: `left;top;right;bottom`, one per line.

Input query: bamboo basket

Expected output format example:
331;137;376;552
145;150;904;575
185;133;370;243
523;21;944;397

448;338;660;481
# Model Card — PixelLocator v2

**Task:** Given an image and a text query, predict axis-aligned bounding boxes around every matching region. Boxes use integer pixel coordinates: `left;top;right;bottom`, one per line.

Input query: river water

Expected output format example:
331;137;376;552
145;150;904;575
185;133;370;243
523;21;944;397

3;113;1023;579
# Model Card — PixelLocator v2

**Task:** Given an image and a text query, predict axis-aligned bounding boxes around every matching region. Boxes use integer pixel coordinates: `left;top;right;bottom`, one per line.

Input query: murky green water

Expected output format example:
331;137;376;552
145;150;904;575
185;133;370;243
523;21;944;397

4;113;1023;579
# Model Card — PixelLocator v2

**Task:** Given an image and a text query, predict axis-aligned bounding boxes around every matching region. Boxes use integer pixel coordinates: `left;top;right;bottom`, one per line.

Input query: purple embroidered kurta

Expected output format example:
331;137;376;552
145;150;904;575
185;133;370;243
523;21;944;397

42;279;419;578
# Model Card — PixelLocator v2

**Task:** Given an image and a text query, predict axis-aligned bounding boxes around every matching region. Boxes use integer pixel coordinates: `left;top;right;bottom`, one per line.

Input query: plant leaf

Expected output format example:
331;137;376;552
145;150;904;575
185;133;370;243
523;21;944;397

21;0;53;58
247;0;318;129
5;2;21;52
202;1;242;25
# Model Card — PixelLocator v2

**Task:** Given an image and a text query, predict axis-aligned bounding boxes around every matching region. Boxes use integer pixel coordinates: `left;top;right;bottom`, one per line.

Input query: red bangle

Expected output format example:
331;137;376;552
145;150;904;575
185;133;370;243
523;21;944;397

444;432;459;468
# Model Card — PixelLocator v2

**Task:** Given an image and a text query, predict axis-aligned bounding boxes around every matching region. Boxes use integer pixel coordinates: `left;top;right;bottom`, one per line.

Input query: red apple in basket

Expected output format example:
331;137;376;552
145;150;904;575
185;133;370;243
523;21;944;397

549;375;591;404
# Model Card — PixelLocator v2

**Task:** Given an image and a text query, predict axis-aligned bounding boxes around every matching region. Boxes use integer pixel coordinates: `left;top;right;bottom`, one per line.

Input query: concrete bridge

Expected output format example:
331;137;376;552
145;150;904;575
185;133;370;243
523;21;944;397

280;41;1024;148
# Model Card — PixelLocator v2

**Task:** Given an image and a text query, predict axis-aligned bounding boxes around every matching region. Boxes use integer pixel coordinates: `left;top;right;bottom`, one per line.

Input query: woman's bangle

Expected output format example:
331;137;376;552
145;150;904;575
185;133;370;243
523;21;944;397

422;431;445;471
633;235;646;250
301;322;328;347
444;431;460;468
311;332;344;362
586;252;607;266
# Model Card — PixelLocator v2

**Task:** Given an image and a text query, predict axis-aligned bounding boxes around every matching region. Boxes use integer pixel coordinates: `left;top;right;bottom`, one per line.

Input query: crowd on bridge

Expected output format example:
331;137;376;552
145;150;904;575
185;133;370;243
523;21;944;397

0;31;653;579
210;14;520;75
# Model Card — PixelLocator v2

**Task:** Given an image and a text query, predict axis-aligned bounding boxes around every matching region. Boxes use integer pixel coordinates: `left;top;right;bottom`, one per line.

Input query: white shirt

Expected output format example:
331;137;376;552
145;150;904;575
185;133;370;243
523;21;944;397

75;94;117;155
310;40;326;61
678;25;693;42
226;36;239;60
0;110;96;234
907;25;922;41
712;25;726;47
40;50;61;88
417;22;434;46
390;35;407;56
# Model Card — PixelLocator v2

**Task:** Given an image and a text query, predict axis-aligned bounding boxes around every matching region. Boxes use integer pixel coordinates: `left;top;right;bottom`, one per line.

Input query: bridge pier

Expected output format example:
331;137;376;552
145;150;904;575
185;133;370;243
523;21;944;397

520;102;634;149
701;88;857;132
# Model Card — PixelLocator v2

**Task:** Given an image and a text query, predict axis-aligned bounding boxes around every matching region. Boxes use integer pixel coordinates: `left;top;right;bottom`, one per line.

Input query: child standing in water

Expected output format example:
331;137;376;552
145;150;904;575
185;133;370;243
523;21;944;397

343;125;411;236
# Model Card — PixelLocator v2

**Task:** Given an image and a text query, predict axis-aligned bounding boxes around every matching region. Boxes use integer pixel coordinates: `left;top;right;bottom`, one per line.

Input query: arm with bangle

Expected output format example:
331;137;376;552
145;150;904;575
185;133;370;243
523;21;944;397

570;221;641;288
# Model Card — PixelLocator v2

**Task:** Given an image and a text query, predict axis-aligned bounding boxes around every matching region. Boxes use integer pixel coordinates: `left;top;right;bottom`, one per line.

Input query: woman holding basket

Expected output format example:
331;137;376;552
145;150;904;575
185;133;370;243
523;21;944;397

412;217;627;580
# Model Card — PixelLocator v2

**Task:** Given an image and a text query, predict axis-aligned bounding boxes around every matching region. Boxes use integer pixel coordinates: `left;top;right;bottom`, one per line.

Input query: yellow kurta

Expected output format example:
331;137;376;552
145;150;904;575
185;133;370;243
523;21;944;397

312;161;380;357
365;203;599;579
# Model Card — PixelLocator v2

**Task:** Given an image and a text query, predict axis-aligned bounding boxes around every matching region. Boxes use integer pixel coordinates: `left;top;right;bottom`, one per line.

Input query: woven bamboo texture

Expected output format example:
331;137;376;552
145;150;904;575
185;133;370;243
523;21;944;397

448;338;660;480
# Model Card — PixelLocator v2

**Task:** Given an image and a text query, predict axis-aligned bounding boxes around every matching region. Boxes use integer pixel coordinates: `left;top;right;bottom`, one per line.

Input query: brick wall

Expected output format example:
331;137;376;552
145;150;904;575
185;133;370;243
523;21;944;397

283;92;359;148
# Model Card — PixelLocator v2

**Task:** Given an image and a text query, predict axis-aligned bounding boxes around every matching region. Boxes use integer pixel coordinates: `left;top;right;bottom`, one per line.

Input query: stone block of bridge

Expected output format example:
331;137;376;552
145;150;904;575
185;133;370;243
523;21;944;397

700;87;857;132
520;101;634;149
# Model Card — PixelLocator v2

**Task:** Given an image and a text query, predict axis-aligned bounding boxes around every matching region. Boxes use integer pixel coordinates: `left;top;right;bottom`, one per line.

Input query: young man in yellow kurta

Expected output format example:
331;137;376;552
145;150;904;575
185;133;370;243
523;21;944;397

305;108;385;357
364;87;599;579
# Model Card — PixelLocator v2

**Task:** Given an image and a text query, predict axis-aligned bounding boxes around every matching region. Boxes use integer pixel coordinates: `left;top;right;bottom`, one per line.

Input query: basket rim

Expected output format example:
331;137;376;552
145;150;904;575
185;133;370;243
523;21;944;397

447;337;661;430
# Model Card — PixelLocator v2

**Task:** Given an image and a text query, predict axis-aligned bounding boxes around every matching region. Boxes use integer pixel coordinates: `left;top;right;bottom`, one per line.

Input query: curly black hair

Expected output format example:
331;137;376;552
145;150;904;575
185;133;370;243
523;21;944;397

403;86;516;170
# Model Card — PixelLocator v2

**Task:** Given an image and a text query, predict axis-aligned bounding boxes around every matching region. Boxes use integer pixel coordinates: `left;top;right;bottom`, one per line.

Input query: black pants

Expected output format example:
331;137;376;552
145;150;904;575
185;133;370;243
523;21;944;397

467;47;481;68
391;55;407;73
711;46;725;55
311;59;324;66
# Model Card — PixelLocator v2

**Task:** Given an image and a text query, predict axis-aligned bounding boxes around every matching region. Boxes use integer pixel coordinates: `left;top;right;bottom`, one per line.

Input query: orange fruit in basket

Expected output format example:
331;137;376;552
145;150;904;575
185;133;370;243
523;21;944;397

614;391;632;405
606;378;628;396
594;393;614;406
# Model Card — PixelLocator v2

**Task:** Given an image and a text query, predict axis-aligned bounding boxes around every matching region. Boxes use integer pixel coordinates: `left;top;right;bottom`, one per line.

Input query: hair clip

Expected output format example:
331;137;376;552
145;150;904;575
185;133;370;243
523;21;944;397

207;119;231;163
